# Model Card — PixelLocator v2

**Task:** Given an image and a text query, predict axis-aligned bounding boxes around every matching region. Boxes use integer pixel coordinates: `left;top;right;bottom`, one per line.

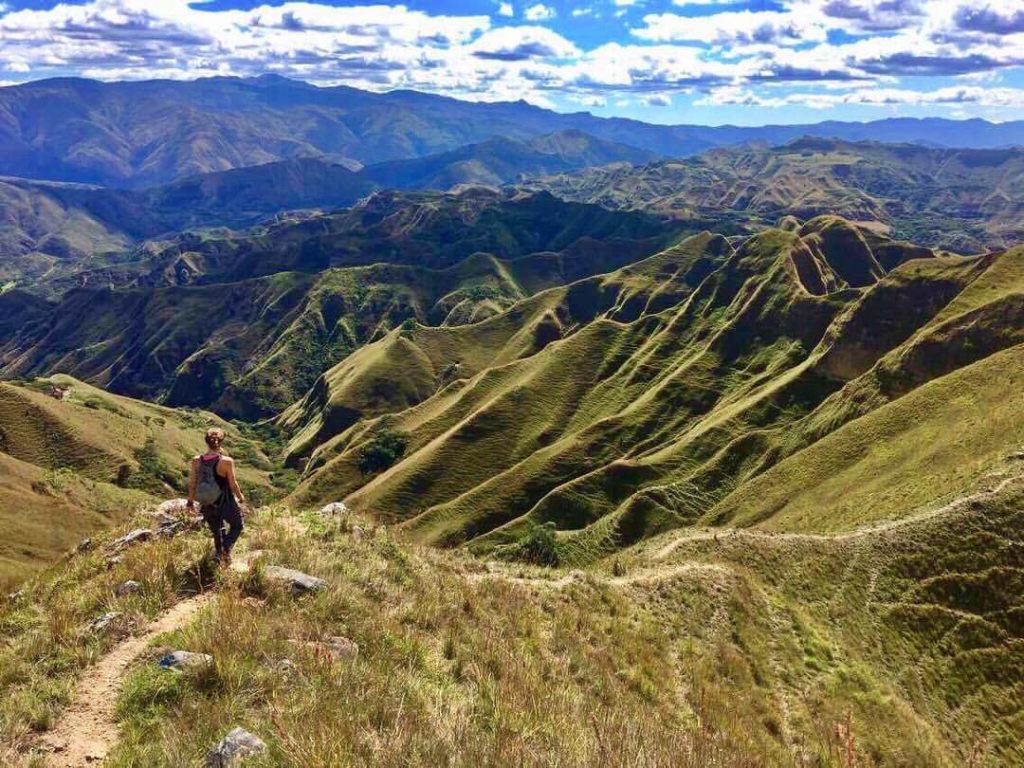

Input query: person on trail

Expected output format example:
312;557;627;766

187;428;246;566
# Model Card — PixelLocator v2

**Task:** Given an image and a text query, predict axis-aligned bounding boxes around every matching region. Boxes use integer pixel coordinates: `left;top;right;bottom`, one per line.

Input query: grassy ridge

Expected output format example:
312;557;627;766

282;219;1023;567
0;375;273;588
3;482;1020;765
1;191;685;419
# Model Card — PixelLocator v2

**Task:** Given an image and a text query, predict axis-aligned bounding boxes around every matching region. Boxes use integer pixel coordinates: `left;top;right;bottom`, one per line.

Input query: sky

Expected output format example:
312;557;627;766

1;0;1024;125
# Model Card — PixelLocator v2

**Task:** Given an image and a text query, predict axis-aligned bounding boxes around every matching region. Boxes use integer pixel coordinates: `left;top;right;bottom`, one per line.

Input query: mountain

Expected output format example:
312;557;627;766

2;76;1023;187
6;135;1024;294
0;133;659;290
1;189;1023;764
363;130;659;189
0;190;688;417
279;217;1024;560
520;137;1024;252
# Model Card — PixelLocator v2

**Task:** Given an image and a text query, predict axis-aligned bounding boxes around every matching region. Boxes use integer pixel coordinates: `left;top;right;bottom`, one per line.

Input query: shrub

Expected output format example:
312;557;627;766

514;521;560;566
357;428;409;476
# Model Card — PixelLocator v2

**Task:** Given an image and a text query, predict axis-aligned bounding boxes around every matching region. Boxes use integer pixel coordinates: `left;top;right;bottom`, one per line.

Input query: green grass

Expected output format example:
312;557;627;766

3;486;1019;766
0;376;275;589
277;220;1024;572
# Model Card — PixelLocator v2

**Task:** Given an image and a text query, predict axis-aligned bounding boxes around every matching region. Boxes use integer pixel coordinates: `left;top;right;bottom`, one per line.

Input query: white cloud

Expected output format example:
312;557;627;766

523;4;556;22
642;93;671;106
634;9;828;47
696;84;1024;110
497;2;514;18
0;0;1023;118
468;26;579;61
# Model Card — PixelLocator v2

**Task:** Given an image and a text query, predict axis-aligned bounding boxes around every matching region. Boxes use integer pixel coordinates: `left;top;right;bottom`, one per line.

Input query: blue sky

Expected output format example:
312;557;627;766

1;1;1023;125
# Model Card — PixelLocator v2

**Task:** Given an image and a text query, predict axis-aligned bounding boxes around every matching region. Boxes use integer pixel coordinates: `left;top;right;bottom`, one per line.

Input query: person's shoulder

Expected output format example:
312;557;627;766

218;454;235;464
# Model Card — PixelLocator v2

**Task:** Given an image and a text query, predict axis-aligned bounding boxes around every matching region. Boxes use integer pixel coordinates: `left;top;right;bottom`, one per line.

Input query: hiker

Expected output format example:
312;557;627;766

187;428;246;566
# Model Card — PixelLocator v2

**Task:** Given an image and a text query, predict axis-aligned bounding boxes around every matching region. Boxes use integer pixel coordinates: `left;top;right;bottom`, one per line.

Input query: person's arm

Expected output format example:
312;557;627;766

223;457;246;507
186;457;198;514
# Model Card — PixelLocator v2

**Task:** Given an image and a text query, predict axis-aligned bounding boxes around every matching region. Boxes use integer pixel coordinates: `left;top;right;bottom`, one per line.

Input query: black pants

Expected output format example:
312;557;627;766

202;501;243;555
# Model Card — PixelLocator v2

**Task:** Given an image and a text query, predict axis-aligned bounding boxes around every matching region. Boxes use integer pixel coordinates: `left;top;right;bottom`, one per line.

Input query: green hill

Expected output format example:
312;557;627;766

0;191;686;418
280;220;1023;570
0;375;274;589
0;207;1022;765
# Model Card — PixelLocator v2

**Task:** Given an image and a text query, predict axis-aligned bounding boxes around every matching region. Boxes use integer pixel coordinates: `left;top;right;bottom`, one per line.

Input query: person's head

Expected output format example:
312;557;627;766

205;428;226;451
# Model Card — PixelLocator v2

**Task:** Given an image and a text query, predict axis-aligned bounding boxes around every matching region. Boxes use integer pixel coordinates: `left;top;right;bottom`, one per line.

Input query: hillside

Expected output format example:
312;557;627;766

277;219;1024;569
6;136;1024;292
521;138;1024;252
1;479;1020;765
363;131;658;190
3;76;1024;187
0;375;274;589
0;190;687;417
0;209;1021;765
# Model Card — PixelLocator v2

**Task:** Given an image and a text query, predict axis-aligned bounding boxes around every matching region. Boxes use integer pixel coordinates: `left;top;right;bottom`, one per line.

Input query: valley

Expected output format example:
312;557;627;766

0;74;1022;767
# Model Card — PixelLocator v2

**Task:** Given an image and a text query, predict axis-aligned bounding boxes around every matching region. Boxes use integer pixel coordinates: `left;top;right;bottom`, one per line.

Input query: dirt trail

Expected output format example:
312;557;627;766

466;561;732;590
650;471;1024;561
40;557;250;767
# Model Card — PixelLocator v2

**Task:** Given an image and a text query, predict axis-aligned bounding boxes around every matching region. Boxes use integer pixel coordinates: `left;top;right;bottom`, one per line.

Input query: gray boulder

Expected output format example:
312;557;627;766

159;650;213;671
77;538;94;553
88;611;121;633
112;528;152;550
324;636;359;662
205;727;267;767
156;498;190;516
264;566;325;595
319;501;350;516
115;580;141;597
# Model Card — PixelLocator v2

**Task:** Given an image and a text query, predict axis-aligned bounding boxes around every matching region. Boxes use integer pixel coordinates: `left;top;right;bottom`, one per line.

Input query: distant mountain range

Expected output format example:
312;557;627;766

0;130;660;287
4;135;1023;289
521;137;1024;252
2;75;1023;187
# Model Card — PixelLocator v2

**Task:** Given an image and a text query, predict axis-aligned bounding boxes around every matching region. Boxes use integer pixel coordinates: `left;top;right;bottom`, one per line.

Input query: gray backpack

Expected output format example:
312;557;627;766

195;457;222;506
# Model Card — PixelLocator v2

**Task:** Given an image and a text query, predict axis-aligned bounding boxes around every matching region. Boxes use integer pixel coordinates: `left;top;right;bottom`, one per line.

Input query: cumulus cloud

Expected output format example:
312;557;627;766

469;26;578;61
524;4;556;22
634;9;829;47
0;0;1023;117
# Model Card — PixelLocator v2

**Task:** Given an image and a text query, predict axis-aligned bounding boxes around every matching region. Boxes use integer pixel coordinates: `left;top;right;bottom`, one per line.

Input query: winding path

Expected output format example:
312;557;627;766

39;557;252;767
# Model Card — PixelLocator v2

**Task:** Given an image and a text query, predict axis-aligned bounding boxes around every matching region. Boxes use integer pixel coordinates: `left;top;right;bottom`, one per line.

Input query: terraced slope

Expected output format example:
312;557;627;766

282;219;1023;566
0;376;273;588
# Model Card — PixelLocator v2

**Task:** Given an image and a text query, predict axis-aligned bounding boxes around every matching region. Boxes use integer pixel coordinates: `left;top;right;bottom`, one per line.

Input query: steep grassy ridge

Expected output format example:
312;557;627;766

0;375;273;588
282;219;1023;567
0;192;685;418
